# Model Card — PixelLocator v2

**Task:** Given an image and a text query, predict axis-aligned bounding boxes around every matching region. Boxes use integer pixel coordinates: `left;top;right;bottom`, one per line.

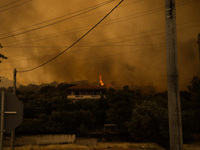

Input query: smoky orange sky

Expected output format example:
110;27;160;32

0;0;200;91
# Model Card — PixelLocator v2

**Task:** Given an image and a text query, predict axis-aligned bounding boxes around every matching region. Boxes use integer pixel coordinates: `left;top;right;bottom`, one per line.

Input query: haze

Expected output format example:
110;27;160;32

0;0;200;91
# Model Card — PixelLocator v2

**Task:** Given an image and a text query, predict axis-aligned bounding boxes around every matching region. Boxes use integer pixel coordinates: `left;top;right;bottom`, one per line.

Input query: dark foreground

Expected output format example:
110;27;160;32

3;142;200;150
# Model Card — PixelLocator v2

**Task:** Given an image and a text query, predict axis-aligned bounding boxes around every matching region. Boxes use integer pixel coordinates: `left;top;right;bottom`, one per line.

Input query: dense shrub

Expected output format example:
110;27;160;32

3;77;199;147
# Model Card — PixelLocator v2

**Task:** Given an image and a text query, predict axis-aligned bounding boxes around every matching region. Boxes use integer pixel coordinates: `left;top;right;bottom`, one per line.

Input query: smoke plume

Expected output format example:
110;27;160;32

0;0;200;91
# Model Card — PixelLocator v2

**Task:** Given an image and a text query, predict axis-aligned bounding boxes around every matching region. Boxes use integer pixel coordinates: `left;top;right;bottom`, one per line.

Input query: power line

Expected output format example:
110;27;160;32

1;32;198;72
0;0;22;9
0;0;141;38
4;17;199;59
0;0;114;37
0;0;32;13
0;0;144;42
1;0;165;45
1;0;199;74
1;0;198;59
3;17;199;64
4;43;164;49
176;0;199;6
2;6;165;45
4;29;165;48
1;0;197;43
4;40;195;62
0;45;164;72
4;30;165;60
178;23;200;31
5;0;199;46
0;0;114;40
3;39;197;69
17;0;125;73
4;43;164;63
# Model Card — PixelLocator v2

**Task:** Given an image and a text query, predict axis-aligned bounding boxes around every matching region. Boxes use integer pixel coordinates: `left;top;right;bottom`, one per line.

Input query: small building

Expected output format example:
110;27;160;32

67;84;106;100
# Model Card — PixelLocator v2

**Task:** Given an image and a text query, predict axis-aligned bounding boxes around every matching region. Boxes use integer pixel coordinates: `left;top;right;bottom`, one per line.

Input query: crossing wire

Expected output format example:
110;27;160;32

17;0;125;73
4;0;198;46
0;0;22;9
0;0;32;13
0;0;114;41
0;0;114;37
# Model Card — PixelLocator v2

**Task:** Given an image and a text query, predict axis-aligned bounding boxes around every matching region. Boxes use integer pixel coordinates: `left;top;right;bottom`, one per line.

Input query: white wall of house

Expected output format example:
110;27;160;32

67;95;101;99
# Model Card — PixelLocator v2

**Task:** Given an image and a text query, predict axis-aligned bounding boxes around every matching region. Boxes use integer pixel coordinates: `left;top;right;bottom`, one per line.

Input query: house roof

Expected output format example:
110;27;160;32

68;84;106;90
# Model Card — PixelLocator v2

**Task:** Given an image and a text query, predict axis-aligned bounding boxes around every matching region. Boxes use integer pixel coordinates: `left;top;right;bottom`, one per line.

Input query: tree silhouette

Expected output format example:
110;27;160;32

0;43;7;63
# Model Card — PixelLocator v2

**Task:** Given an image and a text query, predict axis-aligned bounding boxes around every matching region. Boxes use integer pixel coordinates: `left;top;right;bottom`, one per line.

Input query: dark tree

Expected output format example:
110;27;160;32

0;43;7;63
186;77;200;133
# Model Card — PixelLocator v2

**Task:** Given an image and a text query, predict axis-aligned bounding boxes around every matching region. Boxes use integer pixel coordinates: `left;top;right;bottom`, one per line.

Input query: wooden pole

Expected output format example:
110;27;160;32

0;91;5;150
11;68;17;150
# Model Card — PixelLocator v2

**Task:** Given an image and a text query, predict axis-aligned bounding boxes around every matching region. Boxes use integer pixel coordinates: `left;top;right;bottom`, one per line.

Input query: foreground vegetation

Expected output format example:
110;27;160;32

4;142;165;150
1;76;200;148
3;142;200;150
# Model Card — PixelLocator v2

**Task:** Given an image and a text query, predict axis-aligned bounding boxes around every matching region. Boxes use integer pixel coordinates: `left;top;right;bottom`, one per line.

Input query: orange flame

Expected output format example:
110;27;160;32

99;74;104;86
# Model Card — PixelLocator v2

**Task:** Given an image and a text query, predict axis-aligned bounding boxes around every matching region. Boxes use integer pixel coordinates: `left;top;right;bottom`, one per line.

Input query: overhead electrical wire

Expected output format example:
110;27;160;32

178;23;200;31
1;0;196;46
1;0;198;72
5;16;200;49
3;6;165;45
0;0;198;71
3;25;197;66
0;0;195;35
4;27;165;48
17;0;125;73
0;0;32;13
4;0;199;46
176;0;199;6
3;21;198;67
0;0;114;40
34;46;164;66
0;1;184;44
0;45;164;72
4;43;164;49
4;30;166;60
4;16;200;61
2;19;199;68
4;38;195;62
0;0;144;44
0;0;114;37
0;0;22;9
4;43;164;63
0;0;141;38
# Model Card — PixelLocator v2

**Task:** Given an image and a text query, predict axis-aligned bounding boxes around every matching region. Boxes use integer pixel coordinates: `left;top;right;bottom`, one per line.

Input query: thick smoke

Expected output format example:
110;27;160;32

0;0;200;91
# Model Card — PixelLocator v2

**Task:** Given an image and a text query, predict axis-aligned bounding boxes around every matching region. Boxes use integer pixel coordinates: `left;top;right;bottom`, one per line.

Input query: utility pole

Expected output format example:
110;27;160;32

0;43;2;84
165;0;183;150
198;33;200;63
0;92;5;150
11;68;17;150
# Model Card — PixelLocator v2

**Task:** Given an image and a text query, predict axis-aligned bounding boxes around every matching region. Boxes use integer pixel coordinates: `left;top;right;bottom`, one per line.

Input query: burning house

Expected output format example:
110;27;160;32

67;84;106;100
67;74;116;100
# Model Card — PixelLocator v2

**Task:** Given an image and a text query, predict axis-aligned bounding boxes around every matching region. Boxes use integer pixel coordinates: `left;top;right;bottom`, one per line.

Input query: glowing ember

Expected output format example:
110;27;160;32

99;74;104;86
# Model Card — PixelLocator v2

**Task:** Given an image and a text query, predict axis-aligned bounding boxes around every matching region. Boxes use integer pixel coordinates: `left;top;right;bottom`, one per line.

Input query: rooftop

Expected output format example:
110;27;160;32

68;84;106;90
